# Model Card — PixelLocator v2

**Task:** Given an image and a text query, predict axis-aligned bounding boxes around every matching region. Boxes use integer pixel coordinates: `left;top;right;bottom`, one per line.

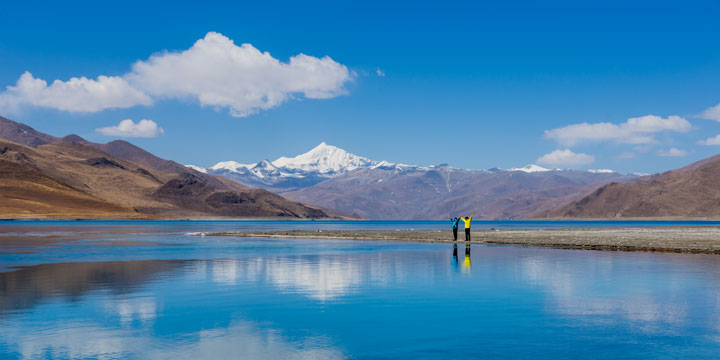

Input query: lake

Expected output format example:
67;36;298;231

1;221;720;359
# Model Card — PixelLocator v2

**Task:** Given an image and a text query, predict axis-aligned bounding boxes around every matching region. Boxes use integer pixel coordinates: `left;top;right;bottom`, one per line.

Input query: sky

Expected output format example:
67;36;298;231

1;0;719;174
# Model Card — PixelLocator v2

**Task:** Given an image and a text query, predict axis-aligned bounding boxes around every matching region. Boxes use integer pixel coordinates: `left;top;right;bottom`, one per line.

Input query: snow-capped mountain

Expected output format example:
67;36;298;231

183;164;208;173
273;142;377;174
189;143;401;191
210;160;252;172
509;164;551;173
587;169;616;174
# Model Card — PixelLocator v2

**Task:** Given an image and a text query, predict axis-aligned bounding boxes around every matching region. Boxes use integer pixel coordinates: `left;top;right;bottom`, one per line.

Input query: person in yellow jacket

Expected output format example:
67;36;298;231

460;215;473;242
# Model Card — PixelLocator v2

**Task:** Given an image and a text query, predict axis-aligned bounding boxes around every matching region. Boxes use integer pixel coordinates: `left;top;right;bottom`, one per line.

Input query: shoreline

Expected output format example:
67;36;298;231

205;228;720;255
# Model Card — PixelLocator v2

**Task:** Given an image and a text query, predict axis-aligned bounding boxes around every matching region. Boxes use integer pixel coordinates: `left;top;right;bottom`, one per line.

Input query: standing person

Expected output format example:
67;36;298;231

449;216;460;241
460;215;473;242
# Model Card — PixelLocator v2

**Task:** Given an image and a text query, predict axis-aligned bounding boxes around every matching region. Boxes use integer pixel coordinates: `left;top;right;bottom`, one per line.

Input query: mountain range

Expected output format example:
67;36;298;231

0;116;326;219
191;143;638;219
4;115;719;220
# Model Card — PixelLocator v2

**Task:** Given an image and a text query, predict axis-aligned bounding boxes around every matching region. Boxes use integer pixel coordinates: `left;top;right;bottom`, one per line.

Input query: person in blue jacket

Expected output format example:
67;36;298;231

449;216;461;241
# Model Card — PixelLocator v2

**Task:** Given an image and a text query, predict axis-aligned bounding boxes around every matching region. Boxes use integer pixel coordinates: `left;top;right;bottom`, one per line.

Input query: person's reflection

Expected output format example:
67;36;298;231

462;243;471;273
452;243;459;267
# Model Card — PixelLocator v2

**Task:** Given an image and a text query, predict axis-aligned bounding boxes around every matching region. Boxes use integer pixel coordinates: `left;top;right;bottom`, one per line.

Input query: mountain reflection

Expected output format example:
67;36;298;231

0;260;186;315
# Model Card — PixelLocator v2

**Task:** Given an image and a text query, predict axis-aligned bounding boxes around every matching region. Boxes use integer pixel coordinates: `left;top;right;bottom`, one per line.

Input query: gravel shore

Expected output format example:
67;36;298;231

207;227;720;254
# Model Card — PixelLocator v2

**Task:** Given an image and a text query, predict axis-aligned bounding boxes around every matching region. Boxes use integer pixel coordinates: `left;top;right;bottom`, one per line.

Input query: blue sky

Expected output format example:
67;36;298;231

1;0;719;173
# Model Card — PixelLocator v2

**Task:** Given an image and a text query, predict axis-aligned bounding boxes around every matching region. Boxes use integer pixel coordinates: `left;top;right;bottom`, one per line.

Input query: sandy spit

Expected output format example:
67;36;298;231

206;228;720;255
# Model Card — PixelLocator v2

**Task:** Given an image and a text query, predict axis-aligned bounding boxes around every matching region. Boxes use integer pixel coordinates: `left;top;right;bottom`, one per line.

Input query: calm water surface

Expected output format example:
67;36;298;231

1;221;720;359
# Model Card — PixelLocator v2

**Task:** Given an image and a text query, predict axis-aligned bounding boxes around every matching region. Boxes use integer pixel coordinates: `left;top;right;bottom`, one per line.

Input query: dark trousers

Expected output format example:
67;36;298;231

465;228;471;242
453;228;458;241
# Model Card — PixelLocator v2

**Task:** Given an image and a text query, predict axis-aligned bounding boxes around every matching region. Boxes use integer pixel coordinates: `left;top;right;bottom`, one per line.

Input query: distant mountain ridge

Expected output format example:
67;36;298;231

281;165;636;220
190;142;638;219
190;142;627;193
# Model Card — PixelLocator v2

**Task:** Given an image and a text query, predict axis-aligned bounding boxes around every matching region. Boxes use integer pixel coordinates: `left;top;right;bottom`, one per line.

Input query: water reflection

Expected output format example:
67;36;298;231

1;317;344;360
0;259;347;359
2;237;720;358
203;254;414;300
462;243;471;274
515;251;713;332
452;243;472;274
0;260;184;315
110;297;158;326
452;244;458;267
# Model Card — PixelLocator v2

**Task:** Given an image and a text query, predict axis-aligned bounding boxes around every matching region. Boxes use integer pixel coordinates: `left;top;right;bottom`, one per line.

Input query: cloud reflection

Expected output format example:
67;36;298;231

108;297;158;326
201;254;410;301
1;318;345;360
518;253;701;333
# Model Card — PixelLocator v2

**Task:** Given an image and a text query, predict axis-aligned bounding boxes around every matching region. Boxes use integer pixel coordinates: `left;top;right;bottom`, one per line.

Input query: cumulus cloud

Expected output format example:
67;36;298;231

96;119;164;138
700;103;720;122
0;32;352;117
0;71;152;113
126;32;352;117
698;134;720;146
656;147;687;157
536;149;595;166
544;115;691;146
376;68;386;77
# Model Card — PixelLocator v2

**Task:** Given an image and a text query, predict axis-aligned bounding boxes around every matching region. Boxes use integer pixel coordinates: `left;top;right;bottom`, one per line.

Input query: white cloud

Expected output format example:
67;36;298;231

126;32;352;117
0;32;351;118
700;103;720;122
536;149;595;166
96;119;164;138
376;68;386;77
656;147;687;157
0;71;152;113
544;115;691;146
698;134;720;145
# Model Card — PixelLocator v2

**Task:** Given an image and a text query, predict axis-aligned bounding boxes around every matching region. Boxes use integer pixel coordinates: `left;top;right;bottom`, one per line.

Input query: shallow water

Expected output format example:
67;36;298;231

1;222;720;359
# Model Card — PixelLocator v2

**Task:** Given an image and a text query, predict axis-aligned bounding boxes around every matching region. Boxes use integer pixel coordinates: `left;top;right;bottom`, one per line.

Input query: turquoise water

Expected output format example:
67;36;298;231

1;222;720;359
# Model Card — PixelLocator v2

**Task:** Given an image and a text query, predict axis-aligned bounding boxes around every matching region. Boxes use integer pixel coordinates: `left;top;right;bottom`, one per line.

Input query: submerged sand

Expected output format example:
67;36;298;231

207;227;720;255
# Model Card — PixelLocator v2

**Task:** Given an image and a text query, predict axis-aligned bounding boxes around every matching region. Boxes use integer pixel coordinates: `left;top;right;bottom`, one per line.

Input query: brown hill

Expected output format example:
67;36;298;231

0;116;222;186
532;154;720;219
0;118;326;219
0;141;143;218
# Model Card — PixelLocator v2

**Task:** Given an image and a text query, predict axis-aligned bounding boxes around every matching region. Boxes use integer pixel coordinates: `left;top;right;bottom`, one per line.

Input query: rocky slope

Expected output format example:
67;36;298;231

531;154;720;219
